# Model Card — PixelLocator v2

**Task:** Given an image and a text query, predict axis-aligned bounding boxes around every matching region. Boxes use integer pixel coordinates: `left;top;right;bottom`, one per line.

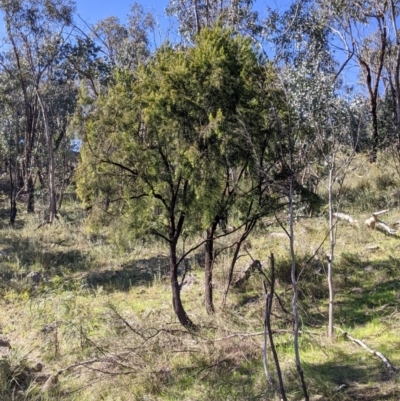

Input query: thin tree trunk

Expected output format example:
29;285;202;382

327;168;335;338
359;20;386;163
9;155;17;226
37;90;57;223
264;253;287;401
26;175;35;213
193;0;200;34
8;29;36;213
369;99;379;163
389;0;400;152
289;173;309;401
204;222;218;315
222;219;256;307
24;128;35;213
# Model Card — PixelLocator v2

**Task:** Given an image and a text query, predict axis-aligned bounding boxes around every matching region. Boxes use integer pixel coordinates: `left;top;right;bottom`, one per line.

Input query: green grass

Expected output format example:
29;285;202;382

1;153;400;400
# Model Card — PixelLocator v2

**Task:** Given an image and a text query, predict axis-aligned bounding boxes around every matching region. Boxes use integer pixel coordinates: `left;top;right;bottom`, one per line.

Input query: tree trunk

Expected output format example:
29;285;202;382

327;168;335;338
193;0;200;34
390;0;400;153
26;175;35;213
369;99;379;163
8;31;36;214
204;222;217;315
37;90;57;223
24;131;35;213
266;253;287;401
170;238;196;330
289;173;309;401
9;156;17;226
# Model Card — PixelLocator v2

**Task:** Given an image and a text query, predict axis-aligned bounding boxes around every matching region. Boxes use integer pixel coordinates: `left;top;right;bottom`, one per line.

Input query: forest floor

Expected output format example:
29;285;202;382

1;153;400;400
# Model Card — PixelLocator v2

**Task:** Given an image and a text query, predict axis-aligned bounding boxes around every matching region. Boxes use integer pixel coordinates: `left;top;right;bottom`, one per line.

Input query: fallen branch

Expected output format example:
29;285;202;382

212;329;303;342
42;356;135;392
364;209;397;235
342;331;397;372
375;221;396;235
196;359;229;377
333;212;357;224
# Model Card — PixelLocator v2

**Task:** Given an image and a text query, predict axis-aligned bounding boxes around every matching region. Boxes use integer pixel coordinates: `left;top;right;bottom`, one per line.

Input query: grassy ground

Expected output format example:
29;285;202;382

1;153;400;400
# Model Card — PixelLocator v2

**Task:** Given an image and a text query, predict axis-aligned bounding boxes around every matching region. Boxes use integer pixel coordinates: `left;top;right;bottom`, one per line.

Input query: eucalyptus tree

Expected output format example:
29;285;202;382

92;3;154;70
264;0;334;73
166;0;261;41
317;0;400;161
269;12;365;398
38;62;78;208
65;36;110;98
285;59;363;338
261;3;336;396
66;3;154;105
0;0;76;222
0;74;24;224
269;69;309;399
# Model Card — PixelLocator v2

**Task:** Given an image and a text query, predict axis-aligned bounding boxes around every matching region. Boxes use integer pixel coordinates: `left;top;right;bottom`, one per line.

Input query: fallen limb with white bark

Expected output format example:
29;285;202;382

343;331;397;372
364;209;397;235
375;221;396;235
333;212;357;224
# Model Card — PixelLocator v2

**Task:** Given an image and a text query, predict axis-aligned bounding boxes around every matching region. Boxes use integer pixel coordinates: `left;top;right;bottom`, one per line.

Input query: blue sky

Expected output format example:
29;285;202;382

74;0;279;23
75;0;170;26
73;0;288;34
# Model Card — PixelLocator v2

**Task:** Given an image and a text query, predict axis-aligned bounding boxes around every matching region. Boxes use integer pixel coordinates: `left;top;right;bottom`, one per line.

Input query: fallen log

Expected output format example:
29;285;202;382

364;209;388;229
375;221;396;235
364;209;397;235
333;212;357;224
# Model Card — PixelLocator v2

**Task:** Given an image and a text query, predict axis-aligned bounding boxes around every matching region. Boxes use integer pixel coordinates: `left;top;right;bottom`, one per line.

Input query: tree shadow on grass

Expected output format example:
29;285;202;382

334;252;400;328
82;256;171;291
298;252;400;328
336;278;400;327
305;348;400;401
153;340;267;401
0;235;89;272
0;231;205;293
82;252;204;292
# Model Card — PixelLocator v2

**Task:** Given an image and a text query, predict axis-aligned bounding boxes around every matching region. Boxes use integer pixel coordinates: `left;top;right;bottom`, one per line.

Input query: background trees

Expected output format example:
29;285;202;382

0;0;77;222
166;0;261;40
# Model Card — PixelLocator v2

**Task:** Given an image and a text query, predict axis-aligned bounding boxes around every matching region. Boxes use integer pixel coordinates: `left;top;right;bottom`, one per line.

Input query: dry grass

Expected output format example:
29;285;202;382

0;152;400;400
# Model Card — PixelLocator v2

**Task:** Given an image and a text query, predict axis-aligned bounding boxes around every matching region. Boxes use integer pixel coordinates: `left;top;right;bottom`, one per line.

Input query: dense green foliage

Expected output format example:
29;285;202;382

77;27;278;235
